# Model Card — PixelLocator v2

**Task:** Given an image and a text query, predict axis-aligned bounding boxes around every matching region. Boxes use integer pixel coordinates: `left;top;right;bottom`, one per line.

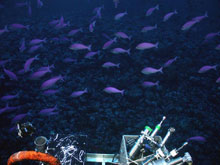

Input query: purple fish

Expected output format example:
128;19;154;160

187;136;206;142
28;1;32;17
163;56;178;68
104;87;124;95
216;77;220;83
49;19;60;26
141;24;157;33
142;67;163;75
41;75;64;90
19;38;26;53
71;88;88;97
181;20;199;31
28;44;42;53
17;68;25;75
114;11;127;20
39;105;57;115
29;38;46;45
10;23;29;30
111;48;130;55
215;44;220;50
136;42;159;50
1;93;19;101
102;62;120;68
37;0;43;8
89;20;96;32
24;55;39;72
84;51;100;59
146;5;159;16
192;12;208;22
11;113;28;124
37;64;54;71
68;28;83;37
163;10;177;22
115;32;131;40
102;33;111;40
0;59;10;66
204;31;220;41
113;0;119;8
43;89;60;95
69;43;92;51
15;2;28;8
30;67;51;80
63;58;77;63
0;25;9;35
0;104;9;115
102;38;117;50
198;65;217;73
4;68;18;81
142;81;159;88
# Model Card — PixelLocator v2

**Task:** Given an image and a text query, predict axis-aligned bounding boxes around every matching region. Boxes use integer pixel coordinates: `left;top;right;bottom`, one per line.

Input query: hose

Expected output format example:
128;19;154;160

7;151;61;165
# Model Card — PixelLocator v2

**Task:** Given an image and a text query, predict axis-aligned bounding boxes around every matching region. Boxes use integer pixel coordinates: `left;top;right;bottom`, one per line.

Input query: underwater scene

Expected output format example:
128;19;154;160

0;0;220;164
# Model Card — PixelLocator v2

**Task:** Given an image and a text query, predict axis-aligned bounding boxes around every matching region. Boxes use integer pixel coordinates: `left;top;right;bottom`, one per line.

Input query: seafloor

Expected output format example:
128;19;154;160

0;0;220;164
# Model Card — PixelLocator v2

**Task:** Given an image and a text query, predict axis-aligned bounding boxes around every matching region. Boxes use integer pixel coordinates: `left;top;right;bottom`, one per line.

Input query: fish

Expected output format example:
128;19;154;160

141;67;163;75
102;62;120;68
104;87;124;95
15;2;28;8
89;20;96;32
192;12;208;22
37;64;54;71
102;38;117;50
28;44;43;53
181;20;199;31
146;5;159;16
111;48;130;55
11;113;28;124
0;104;9;115
163;10;177;22
142;81;159;88
29;38;47;45
4;68;18;81
49;19;60;26
28;1;32;17
10;23;29;30
39;105;57;115
215;44;220;50
19;38;26;53
0;25;9;35
136;42;159;50
113;0;119;8
163;56;179;68
141;24;157;33
187;136;206;142
41;75;64;90
43;89;60;95
24;55;39;72
84;51;100;59
115;32;131;40
114;11;127;20
204;31;220;41
0;59;10;66
68;28;83;37
198;65;217;73
63;58;77;63
70;43;92;51
37;0;43;8
1;93;19;101
30;67;52;80
216;77;220;83
71;88;88;97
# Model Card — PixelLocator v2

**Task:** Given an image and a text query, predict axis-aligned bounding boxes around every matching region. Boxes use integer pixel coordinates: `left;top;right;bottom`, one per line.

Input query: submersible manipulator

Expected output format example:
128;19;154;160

7;116;192;165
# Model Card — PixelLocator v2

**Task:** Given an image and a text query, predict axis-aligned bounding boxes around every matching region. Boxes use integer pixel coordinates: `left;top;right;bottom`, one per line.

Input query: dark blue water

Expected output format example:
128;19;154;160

0;0;220;164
